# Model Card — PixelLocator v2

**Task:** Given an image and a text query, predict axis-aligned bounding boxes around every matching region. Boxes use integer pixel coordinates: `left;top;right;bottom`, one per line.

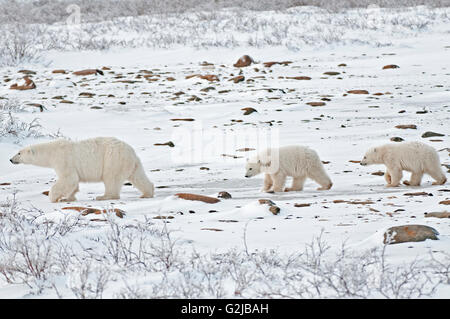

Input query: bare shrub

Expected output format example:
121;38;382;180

0;112;43;141
0;197;449;298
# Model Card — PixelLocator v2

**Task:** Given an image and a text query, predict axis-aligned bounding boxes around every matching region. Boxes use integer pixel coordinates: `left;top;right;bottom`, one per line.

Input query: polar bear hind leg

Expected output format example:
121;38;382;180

427;169;447;185
403;171;423;186
129;162;154;198
308;169;332;191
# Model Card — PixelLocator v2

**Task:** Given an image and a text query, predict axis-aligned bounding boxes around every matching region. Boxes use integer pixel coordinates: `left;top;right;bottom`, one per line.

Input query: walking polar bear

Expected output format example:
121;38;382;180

360;141;447;187
10;137;154;202
245;145;333;192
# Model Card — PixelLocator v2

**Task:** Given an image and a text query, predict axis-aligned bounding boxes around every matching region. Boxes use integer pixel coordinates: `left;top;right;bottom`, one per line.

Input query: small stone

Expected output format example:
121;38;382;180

233;55;254;67
218;191;232;199
421;131;445;138
347;90;369;94
269;206;280;215
395;124;417;129
383;64;400;69
241;107;257;115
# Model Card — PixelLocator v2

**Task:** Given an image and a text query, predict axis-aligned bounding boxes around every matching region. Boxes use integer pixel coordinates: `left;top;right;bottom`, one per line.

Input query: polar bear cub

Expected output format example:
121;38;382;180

360;141;447;187
10;137;154;202
245;145;332;192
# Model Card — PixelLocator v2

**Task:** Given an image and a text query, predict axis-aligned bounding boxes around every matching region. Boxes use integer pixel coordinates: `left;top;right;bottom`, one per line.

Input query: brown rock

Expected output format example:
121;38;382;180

395;124;417;129
175;193;220;204
403;192;432;196
306;102;326;107
229;75;245;83
439;200;450;205
286;76;311;80
383;225;439;244
73;69;104;76
347;90;369;94
233;55;254;67
269;206;280;215
218;191;232;199
185;74;219;82
294;203;311;207
52;69;67;74
201;228;224;231
170;118;195;121
258;199;276;206
323;71;340;76
383;64;400;69
258;199;280;215
241;107;257;115
263;61;292;67
10;76;36;90
79;92;95;98
424;212;450;218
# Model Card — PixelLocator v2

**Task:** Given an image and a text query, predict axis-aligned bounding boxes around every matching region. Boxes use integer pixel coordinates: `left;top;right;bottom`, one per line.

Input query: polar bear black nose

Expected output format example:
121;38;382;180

9;159;13;163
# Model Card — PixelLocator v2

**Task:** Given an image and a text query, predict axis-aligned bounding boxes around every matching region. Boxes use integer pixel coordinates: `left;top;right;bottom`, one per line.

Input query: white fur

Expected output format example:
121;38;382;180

360;141;447;187
245;145;332;192
10;137;154;202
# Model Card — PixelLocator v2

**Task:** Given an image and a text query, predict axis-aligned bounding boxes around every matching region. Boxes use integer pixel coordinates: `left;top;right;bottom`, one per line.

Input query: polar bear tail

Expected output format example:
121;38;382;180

129;160;154;198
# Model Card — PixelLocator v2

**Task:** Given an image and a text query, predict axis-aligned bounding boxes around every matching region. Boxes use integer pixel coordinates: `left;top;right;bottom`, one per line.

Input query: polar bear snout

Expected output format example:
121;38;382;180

10;155;20;164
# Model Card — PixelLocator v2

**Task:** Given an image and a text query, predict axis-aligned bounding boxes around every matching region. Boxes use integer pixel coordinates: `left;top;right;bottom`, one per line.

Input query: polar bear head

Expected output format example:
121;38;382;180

360;147;382;166
10;147;35;165
245;158;262;178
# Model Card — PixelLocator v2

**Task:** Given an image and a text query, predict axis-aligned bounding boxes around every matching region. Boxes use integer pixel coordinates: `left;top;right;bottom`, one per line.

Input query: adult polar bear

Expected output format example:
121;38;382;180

245;145;332;192
360;141;447;187
10;137;154;202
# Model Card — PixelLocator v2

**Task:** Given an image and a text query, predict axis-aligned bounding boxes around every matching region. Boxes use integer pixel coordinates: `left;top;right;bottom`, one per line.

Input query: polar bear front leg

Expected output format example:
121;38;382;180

262;174;273;192
385;165;402;187
271;173;286;193
49;176;79;203
49;182;64;203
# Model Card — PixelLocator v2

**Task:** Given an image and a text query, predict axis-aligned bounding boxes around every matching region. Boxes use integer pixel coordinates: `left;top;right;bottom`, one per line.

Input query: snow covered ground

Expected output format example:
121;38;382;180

0;5;449;298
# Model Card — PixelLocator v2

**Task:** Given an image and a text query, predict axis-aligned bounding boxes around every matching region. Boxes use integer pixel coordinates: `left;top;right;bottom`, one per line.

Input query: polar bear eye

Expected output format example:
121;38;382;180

249;168;253;170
